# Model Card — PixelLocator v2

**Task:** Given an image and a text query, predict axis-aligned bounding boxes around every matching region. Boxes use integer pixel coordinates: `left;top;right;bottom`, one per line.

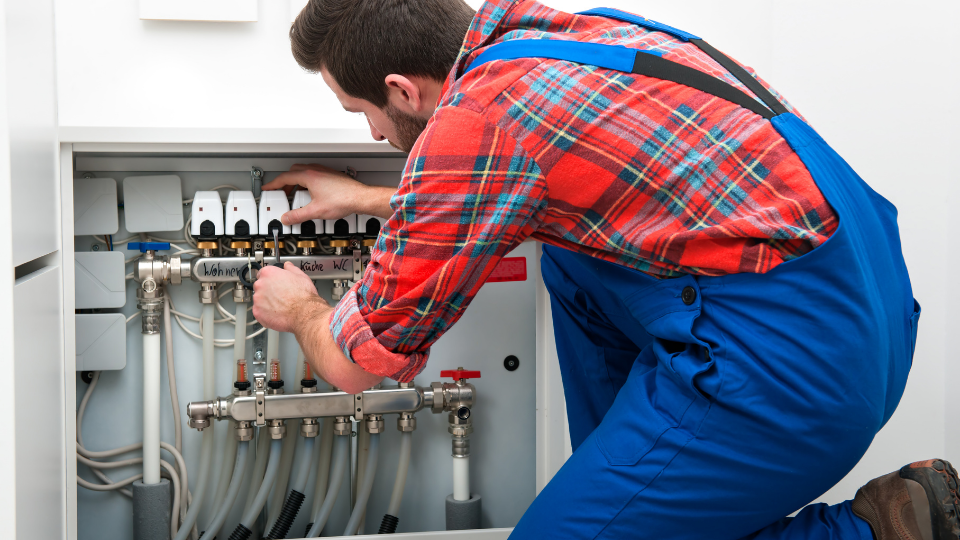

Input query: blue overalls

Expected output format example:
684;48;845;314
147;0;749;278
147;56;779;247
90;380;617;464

464;8;921;539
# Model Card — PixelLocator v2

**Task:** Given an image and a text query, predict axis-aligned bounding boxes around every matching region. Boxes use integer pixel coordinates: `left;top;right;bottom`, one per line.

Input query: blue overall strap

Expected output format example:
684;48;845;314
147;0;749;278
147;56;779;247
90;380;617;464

576;7;701;42
465;39;776;119
578;7;789;116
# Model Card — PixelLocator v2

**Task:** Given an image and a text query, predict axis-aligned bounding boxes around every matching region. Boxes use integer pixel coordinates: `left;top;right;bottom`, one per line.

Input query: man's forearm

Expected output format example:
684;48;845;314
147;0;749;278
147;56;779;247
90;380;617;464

355;185;396;220
293;297;383;394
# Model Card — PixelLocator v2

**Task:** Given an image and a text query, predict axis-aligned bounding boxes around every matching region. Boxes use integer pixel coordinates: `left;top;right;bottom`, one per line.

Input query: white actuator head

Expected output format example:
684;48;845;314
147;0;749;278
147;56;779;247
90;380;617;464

357;214;386;237
291;190;323;238
325;215;357;238
259;191;292;237
190;192;224;239
225;191;258;238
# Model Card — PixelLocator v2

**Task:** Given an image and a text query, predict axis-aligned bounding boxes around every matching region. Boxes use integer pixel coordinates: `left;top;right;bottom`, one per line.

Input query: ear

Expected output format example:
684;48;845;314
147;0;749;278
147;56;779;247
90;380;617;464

384;74;423;113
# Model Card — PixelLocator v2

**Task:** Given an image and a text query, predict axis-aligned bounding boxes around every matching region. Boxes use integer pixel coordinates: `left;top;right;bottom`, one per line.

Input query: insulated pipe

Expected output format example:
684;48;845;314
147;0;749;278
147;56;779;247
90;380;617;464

453;456;470;501
306;434;348;538
142;333;162;485
387;431;413;516
310;420;334;519
344;433;379;536
199;440;251;540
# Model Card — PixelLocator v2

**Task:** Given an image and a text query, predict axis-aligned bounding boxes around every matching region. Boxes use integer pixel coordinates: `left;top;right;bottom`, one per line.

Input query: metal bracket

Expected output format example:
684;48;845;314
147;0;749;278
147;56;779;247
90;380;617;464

351;248;363;287
252;323;267;374
254;374;267;427
352;392;364;422
251;166;264;199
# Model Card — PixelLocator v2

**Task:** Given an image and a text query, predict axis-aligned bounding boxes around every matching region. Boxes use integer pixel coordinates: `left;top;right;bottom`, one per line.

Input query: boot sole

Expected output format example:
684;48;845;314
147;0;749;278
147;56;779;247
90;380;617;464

900;459;960;540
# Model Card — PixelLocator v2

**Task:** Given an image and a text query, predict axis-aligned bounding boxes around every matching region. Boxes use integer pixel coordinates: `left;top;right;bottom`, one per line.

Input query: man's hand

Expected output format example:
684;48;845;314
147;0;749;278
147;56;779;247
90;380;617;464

252;262;326;333
261;164;395;225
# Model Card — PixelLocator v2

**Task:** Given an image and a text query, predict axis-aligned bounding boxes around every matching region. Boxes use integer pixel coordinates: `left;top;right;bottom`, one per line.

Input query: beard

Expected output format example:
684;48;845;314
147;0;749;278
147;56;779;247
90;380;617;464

383;105;429;153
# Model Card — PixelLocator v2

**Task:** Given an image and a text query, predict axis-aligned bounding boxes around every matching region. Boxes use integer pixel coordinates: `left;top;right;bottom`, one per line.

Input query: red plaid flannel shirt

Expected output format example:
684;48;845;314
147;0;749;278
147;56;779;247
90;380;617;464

331;0;837;381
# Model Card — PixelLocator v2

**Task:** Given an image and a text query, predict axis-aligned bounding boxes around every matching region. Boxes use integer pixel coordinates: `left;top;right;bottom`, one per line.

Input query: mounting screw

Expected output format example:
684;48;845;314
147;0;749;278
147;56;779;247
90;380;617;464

504;355;520;372
91;244;100;251
80;371;95;384
254;350;264;361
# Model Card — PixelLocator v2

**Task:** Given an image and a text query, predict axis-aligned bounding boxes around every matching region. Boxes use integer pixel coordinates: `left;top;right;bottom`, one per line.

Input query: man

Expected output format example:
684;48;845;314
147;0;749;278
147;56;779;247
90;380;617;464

251;1;959;538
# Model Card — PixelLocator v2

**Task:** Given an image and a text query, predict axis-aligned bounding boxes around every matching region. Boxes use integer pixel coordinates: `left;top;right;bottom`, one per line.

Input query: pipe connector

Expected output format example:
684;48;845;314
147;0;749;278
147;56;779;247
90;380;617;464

397;412;417;432
452;437;470;458
333;416;351;436
300;417;319;438
331;279;348;301
233;281;251;304
448;408;473;438
267;419;286;440
198;283;217;304
187;400;215;431
235;420;254;441
365;414;385;434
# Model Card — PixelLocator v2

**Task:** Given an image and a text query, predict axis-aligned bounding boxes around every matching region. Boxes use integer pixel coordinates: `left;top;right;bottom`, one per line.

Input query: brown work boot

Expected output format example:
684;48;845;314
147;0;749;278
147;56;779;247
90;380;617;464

852;459;960;540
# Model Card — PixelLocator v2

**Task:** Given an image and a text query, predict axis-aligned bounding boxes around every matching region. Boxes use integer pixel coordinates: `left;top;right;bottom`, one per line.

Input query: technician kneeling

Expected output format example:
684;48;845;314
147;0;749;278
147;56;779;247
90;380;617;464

251;1;959;538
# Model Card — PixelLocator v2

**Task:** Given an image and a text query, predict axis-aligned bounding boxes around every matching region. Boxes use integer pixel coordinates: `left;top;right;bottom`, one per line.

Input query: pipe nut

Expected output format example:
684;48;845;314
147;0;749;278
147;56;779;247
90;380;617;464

430;381;445;414
365;414;385;434
198;284;217;304
452;437;470;458
169;256;183;285
300;418;320;438
233;283;251;304
267;419;286;439
235;421;253;441
333;416;351;436
397;413;417;432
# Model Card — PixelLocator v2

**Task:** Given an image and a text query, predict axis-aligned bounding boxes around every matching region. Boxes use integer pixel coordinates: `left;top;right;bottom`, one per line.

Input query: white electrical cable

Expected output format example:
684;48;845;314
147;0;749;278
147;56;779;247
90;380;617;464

306;434;349;538
77;372;132;497
143;332;162;485
387;431;413;517
343;433;380;536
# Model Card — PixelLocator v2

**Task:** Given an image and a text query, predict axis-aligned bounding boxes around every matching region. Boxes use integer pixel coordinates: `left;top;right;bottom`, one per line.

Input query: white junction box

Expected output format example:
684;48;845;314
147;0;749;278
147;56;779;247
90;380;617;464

75;314;127;371
122;175;184;232
74;251;126;309
73;177;118;236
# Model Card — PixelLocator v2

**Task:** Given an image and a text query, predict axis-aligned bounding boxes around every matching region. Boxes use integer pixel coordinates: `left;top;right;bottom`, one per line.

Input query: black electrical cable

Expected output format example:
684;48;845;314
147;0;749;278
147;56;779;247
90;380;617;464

226;523;253;540
379;514;400;534
264;490;305;539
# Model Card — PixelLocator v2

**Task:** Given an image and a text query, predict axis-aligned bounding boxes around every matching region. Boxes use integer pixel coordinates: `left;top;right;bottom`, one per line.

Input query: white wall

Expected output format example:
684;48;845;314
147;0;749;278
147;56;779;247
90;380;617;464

55;0;959;512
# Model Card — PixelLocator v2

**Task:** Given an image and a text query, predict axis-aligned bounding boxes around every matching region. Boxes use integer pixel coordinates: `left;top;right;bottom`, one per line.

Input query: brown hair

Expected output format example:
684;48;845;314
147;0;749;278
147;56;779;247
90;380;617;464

290;0;476;108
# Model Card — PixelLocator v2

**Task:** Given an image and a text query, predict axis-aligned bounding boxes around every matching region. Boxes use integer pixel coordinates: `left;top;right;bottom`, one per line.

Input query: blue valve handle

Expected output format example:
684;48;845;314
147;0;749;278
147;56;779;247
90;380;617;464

128;242;170;252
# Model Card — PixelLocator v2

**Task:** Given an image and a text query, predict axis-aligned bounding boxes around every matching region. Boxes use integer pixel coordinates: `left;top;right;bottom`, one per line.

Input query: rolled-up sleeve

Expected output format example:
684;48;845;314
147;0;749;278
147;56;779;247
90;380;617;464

330;106;546;381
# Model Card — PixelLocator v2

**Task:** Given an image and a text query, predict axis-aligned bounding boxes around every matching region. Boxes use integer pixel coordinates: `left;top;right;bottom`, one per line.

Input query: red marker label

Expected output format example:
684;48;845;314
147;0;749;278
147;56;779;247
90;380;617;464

487;257;527;283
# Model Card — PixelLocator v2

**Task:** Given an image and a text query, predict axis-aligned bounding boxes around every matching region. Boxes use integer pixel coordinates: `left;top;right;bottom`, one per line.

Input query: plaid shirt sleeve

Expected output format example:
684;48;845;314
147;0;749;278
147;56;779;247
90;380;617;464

329;105;547;382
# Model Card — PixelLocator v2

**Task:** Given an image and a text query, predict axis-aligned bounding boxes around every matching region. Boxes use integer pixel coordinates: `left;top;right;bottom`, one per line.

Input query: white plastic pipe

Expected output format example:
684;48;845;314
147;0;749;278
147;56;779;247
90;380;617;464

199;303;223;511
142;332;161;485
243;428;271;515
387;431;413;516
310;419;334;519
266;328;280;367
241;438;283;528
344;433;379;536
453;456;470;501
290;436;315;494
202;440;251;540
173;428;214;540
306;434;349;538
214;303;248;502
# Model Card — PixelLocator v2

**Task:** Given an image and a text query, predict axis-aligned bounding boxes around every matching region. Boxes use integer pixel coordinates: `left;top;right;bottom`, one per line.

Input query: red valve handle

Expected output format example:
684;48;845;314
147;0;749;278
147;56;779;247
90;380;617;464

441;369;481;380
